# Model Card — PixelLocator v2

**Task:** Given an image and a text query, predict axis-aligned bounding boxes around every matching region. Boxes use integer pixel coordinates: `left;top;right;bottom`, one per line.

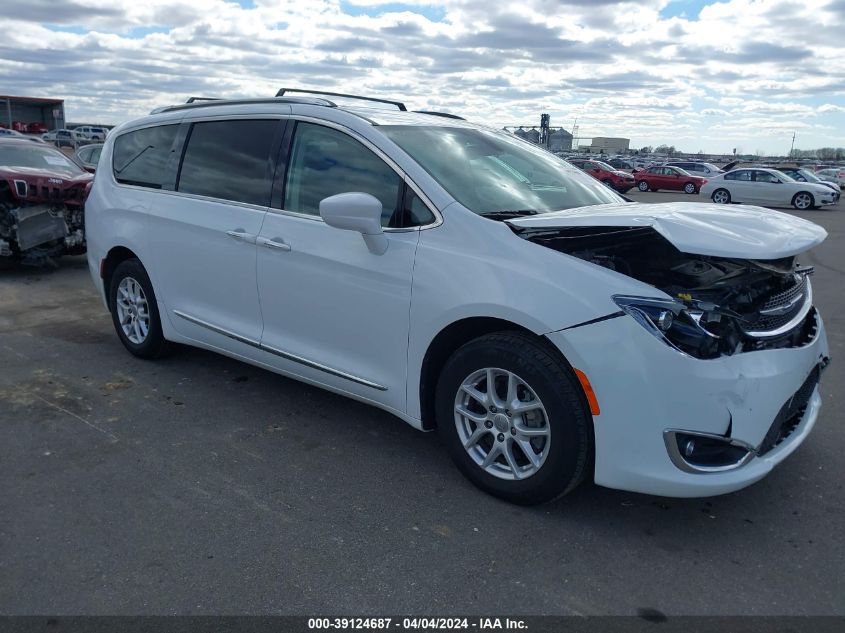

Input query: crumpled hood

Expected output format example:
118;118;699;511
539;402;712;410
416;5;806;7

506;201;827;259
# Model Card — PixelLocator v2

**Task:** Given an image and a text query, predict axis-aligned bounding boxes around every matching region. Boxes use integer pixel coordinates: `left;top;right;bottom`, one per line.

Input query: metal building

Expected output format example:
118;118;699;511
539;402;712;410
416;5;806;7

0;95;66;131
548;128;573;152
590;137;630;153
514;127;540;144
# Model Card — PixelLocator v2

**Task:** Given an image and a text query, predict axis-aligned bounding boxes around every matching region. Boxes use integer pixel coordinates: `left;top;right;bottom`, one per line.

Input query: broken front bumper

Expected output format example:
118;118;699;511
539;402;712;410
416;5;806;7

547;310;829;497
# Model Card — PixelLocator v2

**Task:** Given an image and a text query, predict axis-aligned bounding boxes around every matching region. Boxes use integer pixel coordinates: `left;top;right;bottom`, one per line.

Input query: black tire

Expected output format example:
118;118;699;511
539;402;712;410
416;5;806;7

435;332;592;505
683;182;697;194
637;180;649;192
712;188;731;204
791;192;815;210
602;178;613;187
108;258;170;359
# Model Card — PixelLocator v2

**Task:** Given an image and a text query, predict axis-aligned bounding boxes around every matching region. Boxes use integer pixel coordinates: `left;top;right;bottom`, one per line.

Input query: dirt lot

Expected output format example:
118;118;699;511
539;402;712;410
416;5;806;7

1;192;843;615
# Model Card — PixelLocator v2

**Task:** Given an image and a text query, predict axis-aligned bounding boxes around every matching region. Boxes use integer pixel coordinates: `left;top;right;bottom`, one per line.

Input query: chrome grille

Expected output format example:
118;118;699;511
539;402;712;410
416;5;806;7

743;275;810;334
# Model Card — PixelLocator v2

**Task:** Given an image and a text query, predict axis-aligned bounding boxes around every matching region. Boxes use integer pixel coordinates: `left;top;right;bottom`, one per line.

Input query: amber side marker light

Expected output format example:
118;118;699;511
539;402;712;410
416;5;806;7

574;368;601;416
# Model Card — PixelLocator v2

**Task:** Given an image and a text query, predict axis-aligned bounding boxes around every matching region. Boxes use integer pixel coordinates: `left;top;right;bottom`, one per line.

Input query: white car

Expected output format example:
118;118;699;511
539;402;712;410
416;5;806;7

85;92;829;504
41;128;83;149
701;168;838;210
814;168;844;188
75;126;109;141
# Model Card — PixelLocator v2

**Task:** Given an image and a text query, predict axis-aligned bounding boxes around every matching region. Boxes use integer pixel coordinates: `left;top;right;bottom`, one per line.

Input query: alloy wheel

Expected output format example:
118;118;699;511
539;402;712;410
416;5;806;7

454;367;551;481
115;276;150;344
712;189;730;204
794;193;812;210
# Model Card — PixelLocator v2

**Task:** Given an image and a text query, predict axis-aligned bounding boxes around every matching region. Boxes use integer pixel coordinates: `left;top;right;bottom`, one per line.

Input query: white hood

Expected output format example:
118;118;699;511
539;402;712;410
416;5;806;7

506;201;827;259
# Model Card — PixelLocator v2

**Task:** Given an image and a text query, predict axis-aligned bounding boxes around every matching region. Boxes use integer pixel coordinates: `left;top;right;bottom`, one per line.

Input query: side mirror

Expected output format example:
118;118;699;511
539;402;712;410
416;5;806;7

319;192;388;255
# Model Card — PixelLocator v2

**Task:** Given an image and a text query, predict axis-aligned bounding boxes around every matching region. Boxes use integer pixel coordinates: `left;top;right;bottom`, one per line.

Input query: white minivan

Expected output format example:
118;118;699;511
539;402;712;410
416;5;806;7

85;91;830;504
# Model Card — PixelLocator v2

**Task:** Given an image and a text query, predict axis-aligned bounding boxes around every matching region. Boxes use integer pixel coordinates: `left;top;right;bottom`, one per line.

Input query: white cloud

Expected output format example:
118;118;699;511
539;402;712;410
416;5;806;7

0;0;842;153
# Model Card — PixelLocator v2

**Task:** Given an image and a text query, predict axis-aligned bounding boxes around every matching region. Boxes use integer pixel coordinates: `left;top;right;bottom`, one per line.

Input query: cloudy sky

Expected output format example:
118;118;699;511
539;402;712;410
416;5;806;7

1;0;843;154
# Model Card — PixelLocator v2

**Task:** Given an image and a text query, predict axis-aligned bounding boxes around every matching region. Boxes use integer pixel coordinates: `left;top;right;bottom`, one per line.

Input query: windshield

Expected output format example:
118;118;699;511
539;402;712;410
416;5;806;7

380;126;624;215
0;144;85;175
593;160;616;171
795;169;820;182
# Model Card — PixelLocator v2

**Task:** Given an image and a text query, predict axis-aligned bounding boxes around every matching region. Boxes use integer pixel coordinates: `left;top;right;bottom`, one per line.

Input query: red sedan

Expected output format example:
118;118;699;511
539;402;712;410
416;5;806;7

633;165;707;194
566;158;636;193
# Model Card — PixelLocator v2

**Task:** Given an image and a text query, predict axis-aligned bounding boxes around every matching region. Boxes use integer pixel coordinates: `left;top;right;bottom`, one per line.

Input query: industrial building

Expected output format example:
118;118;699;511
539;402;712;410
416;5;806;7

512;125;573;151
590;136;630;153
0;95;66;131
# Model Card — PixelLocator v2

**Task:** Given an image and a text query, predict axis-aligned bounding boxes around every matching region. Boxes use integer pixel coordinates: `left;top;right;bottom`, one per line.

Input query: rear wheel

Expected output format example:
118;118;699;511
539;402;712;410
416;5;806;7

435;332;591;505
712;188;731;204
684;182;697;194
792;192;814;210
637;180;649;191
108;258;170;359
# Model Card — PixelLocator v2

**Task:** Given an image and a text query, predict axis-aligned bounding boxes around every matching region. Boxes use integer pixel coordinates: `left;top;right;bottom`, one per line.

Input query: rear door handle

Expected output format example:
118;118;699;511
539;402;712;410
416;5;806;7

226;229;257;244
257;236;291;252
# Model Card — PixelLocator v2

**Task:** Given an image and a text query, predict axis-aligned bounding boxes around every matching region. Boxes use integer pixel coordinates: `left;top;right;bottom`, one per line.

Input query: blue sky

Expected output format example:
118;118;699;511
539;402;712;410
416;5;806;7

4;0;844;154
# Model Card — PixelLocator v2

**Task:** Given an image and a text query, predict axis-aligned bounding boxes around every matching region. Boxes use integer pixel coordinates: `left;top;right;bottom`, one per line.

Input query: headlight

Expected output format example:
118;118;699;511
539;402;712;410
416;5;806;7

613;295;725;359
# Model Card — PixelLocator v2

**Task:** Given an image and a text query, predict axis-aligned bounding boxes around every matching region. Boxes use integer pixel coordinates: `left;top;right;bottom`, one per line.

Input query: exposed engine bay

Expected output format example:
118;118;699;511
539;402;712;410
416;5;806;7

0;177;88;266
512;225;818;358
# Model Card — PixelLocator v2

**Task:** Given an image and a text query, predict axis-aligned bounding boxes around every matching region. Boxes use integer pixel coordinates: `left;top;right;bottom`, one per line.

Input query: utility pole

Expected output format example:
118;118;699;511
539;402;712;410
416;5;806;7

789;132;796;157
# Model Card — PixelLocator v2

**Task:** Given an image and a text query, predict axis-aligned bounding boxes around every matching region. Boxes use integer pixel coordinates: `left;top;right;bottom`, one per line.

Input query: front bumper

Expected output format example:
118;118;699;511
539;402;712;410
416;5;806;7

547;311;829;497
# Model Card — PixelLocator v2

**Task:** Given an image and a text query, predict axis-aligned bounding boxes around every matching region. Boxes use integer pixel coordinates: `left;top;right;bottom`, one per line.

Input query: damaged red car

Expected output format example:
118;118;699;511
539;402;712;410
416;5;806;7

0;138;91;265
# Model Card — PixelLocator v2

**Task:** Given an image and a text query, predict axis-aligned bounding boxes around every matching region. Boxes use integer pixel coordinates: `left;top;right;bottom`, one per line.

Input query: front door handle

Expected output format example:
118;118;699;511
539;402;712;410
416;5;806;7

226;229;257;244
257;236;291;252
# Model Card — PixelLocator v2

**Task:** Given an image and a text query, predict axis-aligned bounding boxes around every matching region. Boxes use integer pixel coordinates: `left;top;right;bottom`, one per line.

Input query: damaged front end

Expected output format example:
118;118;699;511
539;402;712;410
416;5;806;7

514;225;820;359
0;175;89;266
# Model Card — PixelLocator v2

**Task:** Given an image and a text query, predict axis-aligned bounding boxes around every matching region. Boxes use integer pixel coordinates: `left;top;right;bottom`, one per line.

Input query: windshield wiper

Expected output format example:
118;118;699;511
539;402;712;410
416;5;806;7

479;209;540;219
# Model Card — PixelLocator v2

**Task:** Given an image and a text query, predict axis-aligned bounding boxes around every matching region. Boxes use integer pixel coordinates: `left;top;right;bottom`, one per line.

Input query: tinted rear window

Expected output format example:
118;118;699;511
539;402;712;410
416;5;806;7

113;125;179;189
177;119;279;206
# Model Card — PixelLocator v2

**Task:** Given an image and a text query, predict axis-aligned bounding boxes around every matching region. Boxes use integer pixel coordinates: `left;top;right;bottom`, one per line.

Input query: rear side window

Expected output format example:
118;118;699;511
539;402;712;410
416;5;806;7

283;122;402;227
113;124;179;189
177;119;279;206
725;170;751;181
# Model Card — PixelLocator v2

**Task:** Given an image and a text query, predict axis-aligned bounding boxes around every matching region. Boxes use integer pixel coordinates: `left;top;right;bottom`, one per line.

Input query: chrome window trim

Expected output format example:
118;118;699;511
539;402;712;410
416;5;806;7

173;309;387;391
271;115;444;231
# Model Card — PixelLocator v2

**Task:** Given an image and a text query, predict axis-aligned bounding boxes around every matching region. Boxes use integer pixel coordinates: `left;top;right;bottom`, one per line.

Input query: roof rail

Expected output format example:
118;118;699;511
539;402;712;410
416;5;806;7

150;96;336;115
185;97;222;103
414;110;465;120
276;88;406;111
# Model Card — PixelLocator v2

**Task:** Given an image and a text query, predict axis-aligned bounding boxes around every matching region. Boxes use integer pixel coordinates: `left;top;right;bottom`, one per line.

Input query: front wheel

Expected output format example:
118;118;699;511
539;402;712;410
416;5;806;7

792;192;814;210
684;182;697;194
712;188;731;204
637;180;649;191
435;332;592;505
109;258;170;359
